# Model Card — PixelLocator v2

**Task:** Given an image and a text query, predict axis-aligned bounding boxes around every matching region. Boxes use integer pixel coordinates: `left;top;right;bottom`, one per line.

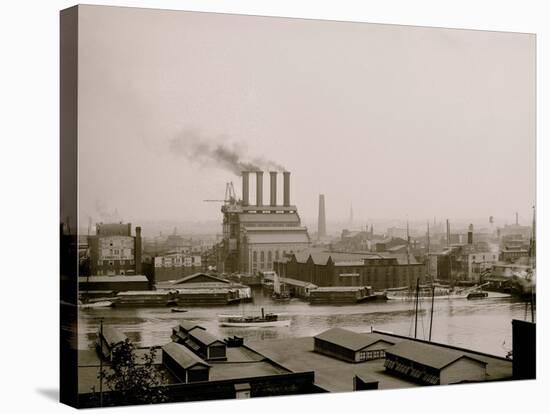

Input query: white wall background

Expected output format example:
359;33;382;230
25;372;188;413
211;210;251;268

0;1;547;413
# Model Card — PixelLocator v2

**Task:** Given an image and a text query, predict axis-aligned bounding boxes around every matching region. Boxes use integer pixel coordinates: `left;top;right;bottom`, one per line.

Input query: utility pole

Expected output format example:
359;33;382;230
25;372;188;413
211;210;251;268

414;277;420;339
99;318;104;407
429;284;435;341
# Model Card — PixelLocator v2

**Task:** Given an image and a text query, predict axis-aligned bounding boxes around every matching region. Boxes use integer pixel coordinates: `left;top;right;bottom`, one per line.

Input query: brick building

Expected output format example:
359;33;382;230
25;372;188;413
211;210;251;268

88;222;142;276
273;250;425;290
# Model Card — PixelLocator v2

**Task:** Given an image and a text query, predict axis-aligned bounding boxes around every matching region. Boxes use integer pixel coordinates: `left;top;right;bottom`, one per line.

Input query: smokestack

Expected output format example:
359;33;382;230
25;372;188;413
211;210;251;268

318;194;326;239
516;212;519;225
283;171;290;207
468;223;473;245
256;171;264;207
242;171;249;206
446;219;450;247
269;171;277;206
135;226;142;274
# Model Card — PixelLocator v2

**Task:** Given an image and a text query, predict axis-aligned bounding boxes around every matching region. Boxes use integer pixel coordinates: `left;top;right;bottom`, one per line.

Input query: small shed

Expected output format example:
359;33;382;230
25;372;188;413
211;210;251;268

171;321;205;343
97;325;127;360
384;341;488;385
314;328;395;363
186;329;227;361
162;342;210;383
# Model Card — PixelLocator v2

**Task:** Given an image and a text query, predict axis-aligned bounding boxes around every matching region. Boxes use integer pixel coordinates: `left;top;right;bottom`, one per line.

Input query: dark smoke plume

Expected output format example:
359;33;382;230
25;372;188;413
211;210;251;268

169;129;286;175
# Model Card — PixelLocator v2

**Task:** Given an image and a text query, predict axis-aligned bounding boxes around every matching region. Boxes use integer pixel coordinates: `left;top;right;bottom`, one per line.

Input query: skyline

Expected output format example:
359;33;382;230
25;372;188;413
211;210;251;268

77;6;535;226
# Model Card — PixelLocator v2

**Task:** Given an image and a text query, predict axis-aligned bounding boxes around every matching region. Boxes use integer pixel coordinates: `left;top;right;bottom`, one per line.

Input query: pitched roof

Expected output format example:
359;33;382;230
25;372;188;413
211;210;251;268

171;273;231;285
101;326;127;346
162;342;210;369
177;321;206;333
189;328;224;346
314;328;394;352
385;341;487;370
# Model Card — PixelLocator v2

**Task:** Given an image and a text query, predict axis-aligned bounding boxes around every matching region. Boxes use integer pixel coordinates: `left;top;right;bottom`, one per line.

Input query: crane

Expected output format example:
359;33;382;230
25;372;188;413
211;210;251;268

203;182;237;205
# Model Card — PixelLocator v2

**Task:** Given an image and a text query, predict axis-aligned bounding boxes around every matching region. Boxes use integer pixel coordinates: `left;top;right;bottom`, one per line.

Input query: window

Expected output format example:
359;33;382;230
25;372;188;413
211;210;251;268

260;251;265;262
253;251;257;263
267;251;272;264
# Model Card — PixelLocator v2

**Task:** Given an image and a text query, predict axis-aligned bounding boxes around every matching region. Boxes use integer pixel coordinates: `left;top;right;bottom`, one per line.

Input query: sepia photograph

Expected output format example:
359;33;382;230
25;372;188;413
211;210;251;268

58;3;536;409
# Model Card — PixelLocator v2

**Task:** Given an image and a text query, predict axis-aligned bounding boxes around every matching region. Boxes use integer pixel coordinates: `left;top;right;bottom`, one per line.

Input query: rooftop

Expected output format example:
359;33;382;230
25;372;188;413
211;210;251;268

247;331;512;392
189;329;223;346
315;328;394;352
162;342;210;369
79;275;149;283
385;340;487;370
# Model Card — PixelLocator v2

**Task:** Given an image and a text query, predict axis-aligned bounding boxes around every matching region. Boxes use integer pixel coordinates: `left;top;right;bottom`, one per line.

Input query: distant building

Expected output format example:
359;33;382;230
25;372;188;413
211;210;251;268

153;252;203;282
274;250;425;289
219;171;311;274
88;222;142;276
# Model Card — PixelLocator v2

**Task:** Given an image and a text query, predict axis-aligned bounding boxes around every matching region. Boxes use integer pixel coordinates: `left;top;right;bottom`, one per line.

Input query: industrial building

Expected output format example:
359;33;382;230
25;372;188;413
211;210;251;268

218;171;311;274
248;330;512;393
78;325;317;407
153;252;203;282
273;249;425;290
88;222;142;276
384;341;488;385
156;272;251;304
314;328;395;363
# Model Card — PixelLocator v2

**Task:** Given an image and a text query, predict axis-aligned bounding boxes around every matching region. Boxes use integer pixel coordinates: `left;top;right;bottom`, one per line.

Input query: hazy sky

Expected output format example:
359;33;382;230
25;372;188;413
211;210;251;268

78;5;535;227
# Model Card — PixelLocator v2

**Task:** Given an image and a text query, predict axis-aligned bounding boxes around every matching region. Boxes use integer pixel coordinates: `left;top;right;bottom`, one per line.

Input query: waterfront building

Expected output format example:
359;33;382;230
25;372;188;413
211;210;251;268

384;341;488;385
218;171;311;274
156;272;251;303
78;325;316;407
273;249;425;290
153;252;203;282
314;328;396;363
88;222;142;276
79;275;150;294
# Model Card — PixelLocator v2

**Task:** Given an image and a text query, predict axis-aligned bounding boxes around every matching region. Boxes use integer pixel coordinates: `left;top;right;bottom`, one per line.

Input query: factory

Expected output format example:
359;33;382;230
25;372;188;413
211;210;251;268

218;171;311;274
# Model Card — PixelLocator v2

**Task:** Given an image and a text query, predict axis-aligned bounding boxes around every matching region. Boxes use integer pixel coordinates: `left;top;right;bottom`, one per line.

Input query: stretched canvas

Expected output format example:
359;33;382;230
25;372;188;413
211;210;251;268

60;4;536;408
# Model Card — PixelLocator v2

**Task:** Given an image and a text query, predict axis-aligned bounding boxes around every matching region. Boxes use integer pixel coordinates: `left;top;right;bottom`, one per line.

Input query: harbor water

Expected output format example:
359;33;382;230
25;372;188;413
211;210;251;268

78;287;532;357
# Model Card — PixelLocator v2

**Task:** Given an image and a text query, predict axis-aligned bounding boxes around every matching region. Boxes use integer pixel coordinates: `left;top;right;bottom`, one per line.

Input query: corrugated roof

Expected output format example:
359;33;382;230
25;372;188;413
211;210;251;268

385;341;487;370
315;328;394;352
162;342;210;369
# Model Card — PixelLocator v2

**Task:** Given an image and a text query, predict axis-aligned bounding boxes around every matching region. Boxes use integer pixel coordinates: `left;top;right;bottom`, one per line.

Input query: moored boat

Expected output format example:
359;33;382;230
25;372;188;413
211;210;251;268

79;300;113;309
218;308;291;327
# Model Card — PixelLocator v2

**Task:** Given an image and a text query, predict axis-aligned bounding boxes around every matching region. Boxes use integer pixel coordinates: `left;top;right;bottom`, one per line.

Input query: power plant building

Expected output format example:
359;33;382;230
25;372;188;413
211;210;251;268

219;171;310;274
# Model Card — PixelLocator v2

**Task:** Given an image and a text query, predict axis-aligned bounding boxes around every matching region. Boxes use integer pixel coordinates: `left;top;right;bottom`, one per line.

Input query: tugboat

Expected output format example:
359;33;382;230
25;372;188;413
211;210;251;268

467;291;489;300
218;307;291;327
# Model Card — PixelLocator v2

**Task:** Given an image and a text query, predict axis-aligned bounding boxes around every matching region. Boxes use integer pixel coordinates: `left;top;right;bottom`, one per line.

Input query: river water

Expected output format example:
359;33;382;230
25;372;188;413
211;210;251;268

78;287;533;357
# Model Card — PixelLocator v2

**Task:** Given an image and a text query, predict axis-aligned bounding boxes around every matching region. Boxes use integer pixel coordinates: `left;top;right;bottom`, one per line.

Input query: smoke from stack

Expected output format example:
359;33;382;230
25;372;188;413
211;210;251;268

169;129;286;175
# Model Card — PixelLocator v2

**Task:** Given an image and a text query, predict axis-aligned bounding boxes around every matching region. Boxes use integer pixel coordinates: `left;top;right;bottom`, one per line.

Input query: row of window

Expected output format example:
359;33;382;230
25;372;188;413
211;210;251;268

358;350;385;361
97;259;135;266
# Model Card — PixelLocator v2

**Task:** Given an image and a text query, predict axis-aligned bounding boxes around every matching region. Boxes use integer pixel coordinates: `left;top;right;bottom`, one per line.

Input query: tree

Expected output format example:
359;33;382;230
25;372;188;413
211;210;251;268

98;339;168;405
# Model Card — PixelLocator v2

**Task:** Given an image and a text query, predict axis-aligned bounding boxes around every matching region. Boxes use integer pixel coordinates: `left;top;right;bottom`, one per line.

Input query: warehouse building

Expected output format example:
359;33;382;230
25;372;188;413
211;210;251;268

274;250;425;289
314;328;395;363
384;340;487;385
